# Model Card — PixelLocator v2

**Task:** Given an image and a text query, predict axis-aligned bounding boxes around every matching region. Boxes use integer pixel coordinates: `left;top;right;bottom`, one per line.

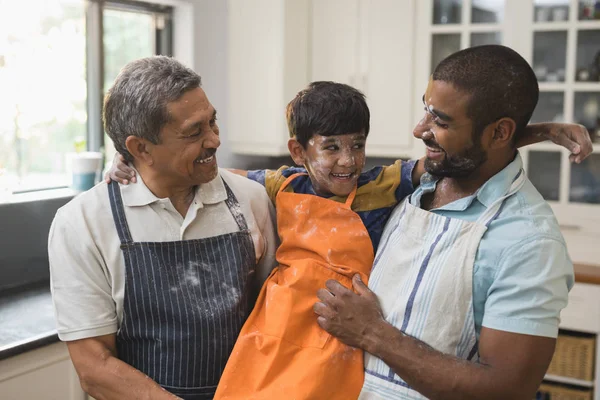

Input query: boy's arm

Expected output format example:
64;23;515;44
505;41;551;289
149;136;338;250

228;169;248;177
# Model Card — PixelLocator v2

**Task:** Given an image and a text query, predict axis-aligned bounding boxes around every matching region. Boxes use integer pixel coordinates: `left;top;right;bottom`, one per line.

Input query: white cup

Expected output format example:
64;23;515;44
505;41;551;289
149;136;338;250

68;152;103;191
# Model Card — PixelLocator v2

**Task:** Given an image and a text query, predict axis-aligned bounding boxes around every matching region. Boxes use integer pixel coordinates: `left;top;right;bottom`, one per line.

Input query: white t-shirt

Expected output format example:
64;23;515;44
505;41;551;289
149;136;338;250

49;169;278;341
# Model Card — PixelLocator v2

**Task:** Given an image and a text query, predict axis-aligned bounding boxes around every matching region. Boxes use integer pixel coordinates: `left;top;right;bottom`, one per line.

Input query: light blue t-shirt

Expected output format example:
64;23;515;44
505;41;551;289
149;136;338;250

405;152;574;338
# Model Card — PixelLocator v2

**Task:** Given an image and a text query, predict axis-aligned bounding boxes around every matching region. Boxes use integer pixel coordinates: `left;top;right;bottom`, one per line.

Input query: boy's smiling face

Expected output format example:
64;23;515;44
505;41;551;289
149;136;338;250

288;132;367;197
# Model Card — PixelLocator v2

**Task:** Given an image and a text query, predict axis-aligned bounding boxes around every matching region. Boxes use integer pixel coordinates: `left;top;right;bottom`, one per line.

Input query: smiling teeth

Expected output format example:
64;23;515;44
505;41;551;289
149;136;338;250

332;173;352;178
196;156;214;164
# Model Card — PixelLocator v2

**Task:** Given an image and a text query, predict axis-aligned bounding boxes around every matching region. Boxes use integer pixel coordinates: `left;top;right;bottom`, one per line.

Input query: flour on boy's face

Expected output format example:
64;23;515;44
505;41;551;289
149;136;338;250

301;132;367;197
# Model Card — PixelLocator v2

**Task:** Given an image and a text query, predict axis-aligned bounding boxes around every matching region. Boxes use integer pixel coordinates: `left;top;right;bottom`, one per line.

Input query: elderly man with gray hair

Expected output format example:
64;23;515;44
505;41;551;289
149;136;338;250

48;56;278;399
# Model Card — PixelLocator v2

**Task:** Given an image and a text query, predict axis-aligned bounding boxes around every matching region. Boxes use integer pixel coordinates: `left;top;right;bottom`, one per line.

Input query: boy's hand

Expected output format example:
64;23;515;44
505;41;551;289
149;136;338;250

104;153;136;184
542;123;592;163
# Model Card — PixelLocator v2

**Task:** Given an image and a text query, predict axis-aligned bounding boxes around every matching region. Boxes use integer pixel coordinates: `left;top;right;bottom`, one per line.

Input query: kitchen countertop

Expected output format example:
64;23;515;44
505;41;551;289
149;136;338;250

0;263;598;361
574;263;600;285
0;283;58;361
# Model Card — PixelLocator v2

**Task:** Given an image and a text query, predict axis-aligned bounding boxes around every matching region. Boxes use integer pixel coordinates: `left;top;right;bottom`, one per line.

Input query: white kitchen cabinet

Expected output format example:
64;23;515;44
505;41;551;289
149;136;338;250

548;280;600;399
311;0;418;158
414;0;600;264
227;0;310;156
0;342;85;400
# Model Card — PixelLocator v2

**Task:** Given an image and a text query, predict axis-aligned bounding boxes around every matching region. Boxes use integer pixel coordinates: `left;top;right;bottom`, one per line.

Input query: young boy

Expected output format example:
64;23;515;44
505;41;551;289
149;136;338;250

107;81;589;400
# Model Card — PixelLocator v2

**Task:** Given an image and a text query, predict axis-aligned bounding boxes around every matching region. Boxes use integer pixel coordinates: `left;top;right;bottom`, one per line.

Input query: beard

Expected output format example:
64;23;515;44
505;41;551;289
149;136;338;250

423;133;487;178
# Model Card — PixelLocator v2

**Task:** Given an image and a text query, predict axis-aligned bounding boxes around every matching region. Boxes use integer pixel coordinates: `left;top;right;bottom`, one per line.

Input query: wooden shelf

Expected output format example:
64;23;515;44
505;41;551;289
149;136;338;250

544;374;595;388
575;264;600;286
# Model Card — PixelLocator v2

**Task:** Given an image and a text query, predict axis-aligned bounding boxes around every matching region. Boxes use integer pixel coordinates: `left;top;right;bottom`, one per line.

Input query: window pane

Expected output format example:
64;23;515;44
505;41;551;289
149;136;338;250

431;34;461;73
470;32;502;47
574;92;599;136
533;31;567;82
433;0;462;25
472;0;504;23
531;92;564;123
103;8;155;163
575;30;600;82
528;151;561;201
534;1;569;22
570;154;600;204
0;0;86;192
579;0;600;20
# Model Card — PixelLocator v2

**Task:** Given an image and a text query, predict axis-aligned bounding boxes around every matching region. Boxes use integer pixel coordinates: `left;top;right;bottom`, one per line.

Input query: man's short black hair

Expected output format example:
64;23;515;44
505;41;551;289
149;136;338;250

432;45;539;144
286;81;370;148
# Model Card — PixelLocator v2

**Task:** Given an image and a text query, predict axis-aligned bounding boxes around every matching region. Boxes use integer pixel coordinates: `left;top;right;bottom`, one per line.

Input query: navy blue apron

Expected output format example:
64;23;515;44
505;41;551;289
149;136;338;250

108;179;256;399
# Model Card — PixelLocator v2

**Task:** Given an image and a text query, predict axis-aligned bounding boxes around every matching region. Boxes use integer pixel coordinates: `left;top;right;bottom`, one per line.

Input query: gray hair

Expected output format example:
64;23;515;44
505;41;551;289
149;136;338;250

103;56;202;162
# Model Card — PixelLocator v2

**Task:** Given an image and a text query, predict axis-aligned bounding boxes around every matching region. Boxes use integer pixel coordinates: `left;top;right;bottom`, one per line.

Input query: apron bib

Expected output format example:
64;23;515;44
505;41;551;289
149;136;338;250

215;173;375;400
359;170;525;400
108;180;256;400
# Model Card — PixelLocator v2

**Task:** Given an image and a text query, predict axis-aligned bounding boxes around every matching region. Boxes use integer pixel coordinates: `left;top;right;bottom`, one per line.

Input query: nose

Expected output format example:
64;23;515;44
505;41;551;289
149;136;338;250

413;114;428;139
413;114;434;141
205;129;221;149
338;149;355;168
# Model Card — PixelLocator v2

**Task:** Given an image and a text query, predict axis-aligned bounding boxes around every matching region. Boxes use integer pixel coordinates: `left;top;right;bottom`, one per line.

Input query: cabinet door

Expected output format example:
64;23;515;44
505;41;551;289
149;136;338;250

228;0;309;156
362;0;416;157
0;342;85;400
311;0;359;85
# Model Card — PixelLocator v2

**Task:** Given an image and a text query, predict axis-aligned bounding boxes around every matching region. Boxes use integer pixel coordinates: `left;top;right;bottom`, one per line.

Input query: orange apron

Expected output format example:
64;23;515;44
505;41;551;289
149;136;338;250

214;173;375;400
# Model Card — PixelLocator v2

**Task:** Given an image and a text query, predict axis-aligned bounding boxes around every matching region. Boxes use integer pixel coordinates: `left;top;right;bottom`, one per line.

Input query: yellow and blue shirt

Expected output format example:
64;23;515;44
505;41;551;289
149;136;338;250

247;160;417;250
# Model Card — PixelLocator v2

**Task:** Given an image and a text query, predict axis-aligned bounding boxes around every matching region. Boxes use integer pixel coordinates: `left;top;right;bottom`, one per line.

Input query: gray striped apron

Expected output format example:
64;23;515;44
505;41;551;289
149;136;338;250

359;169;525;399
108;180;256;399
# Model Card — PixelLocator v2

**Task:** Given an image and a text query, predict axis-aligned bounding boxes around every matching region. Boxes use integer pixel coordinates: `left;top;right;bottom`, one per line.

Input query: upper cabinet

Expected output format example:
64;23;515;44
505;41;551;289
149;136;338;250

227;0;310;156
312;0;417;158
228;0;417;158
414;0;600;263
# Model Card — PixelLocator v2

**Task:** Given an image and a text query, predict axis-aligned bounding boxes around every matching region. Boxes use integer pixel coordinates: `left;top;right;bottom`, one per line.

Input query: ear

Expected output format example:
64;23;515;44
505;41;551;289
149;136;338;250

287;138;306;166
489;118;517;149
125;136;154;166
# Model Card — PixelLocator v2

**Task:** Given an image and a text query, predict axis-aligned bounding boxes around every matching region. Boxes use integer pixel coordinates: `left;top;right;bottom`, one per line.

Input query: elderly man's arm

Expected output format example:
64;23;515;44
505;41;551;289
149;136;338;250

49;209;178;399
67;335;179;400
519;122;592;163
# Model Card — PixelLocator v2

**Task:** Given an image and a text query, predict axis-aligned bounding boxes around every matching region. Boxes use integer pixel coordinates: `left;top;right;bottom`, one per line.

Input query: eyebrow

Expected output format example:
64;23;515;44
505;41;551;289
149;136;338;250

422;95;453;122
181;108;217;134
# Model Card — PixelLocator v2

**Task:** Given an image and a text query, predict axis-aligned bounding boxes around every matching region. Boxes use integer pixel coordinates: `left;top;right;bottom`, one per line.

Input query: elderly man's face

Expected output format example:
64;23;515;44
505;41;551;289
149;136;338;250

413;79;488;178
152;87;220;185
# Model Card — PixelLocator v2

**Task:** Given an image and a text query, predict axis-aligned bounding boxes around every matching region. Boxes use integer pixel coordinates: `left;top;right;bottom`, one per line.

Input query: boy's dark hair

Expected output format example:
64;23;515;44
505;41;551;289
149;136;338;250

286;81;370;147
433;45;539;145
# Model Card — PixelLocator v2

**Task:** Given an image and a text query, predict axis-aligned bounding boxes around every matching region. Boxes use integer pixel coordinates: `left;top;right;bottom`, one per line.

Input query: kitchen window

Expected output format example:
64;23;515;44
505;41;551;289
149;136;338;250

0;0;172;195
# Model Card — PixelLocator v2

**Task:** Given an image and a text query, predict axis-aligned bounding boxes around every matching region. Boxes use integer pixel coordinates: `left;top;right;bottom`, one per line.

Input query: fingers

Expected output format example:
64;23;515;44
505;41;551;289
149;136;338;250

325;279;352;297
575;126;593;163
316;288;339;308
556;134;581;156
352;274;370;296
313;301;336;319
111;170;133;185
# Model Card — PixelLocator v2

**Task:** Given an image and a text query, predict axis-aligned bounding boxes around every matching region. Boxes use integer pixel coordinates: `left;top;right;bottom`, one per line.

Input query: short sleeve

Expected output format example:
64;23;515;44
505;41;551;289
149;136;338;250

482;237;574;338
395;160;417;202
247;166;296;204
48;209;118;341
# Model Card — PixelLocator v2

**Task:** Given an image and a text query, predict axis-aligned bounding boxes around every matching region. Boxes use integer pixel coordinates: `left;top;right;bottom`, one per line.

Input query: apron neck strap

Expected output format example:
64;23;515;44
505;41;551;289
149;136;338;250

108;181;134;245
222;179;249;231
477;168;526;227
278;172;358;209
278;172;306;194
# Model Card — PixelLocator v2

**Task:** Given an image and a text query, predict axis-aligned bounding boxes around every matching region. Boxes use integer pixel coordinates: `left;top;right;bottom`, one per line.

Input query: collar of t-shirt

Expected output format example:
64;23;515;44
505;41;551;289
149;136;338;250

119;166;228;211
411;153;523;212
